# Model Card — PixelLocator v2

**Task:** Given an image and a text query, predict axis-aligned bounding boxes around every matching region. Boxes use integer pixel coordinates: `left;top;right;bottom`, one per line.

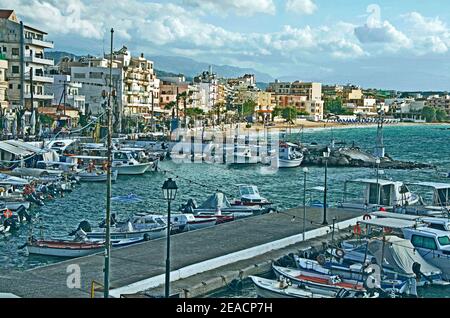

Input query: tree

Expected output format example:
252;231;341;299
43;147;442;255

436;108;448;122
422;106;436;123
186;107;204;117
324;97;353;115
241;99;257;117
281;107;298;122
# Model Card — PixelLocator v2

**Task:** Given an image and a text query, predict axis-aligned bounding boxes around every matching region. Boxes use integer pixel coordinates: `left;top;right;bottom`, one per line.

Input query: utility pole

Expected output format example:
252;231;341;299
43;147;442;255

30;67;34;136
19;21;25;139
63;80;67;117
151;90;155;132
103;28;114;299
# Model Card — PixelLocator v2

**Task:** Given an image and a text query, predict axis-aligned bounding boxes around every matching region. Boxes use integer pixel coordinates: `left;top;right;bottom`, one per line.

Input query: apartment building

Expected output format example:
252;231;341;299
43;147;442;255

0;58;8;110
48;75;86;115
0;10;54;110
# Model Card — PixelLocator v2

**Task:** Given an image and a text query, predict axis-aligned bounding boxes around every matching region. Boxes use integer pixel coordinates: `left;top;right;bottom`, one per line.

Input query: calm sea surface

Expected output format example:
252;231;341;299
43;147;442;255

1;124;450;297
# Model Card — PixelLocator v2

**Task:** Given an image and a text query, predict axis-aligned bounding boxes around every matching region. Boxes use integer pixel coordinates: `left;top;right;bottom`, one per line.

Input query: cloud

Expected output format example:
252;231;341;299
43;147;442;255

286;0;317;15
403;12;447;34
181;0;276;16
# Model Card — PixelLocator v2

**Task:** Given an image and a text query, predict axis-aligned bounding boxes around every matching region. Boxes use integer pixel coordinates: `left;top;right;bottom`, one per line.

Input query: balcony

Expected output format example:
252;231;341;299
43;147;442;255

24;37;54;49
24;93;54;100
24;55;54;66
25;74;54;84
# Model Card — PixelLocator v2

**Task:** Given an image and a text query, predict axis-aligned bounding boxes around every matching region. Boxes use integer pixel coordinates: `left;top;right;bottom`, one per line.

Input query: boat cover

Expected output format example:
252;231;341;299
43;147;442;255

368;236;441;276
198;192;232;209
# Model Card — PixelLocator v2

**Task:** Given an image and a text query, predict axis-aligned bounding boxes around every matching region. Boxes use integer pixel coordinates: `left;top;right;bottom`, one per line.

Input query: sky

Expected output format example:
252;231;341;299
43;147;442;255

3;0;450;90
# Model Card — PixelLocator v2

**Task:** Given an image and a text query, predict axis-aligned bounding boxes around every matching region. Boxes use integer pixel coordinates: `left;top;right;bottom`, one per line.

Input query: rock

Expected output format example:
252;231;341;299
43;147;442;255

338;157;350;166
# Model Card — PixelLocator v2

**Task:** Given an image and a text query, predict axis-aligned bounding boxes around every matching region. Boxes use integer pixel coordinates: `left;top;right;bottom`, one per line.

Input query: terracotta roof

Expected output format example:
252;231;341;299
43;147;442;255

0;10;14;19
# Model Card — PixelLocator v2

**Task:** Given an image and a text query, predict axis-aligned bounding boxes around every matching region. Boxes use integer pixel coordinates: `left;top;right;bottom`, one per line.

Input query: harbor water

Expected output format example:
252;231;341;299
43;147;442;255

1;124;450;297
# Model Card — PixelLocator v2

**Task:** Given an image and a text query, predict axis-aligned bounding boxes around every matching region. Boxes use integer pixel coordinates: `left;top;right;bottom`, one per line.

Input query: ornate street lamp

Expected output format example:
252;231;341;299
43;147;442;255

162;178;178;298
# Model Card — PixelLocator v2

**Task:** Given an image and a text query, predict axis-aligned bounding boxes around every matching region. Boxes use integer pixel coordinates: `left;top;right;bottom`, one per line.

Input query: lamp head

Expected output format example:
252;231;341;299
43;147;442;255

162;178;178;201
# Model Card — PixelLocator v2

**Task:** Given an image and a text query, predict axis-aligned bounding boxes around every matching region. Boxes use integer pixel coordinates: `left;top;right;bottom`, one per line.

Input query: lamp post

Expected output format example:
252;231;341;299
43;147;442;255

323;148;330;226
162;178;178;298
376;158;381;207
302;167;309;241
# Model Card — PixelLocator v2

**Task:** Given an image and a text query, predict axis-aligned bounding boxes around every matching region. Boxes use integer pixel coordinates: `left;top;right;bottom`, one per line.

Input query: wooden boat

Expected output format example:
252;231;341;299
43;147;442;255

77;169;118;182
26;237;145;258
272;265;366;293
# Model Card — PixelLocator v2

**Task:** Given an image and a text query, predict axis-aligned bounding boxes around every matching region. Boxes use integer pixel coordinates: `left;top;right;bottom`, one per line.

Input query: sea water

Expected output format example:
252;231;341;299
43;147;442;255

1;124;449;297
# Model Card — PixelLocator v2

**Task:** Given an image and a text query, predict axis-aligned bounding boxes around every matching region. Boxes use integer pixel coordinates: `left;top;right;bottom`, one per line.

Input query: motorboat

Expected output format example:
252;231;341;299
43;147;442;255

338;179;419;211
404;182;450;216
171;213;217;232
231;185;272;207
272;264;366;293
75;213;168;240
276;142;304;168
402;227;450;280
112;151;153;175
180;192;267;219
250;276;332;298
77;169;118;182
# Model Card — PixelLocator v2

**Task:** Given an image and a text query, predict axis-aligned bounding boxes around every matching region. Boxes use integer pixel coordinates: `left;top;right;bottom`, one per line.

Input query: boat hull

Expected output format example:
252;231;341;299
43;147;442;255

86;226;166;240
78;170;118;182
278;158;303;168
113;162;152;175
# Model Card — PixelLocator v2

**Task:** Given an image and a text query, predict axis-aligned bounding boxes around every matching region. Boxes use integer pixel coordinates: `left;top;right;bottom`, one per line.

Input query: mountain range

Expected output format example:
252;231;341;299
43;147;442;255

46;51;274;83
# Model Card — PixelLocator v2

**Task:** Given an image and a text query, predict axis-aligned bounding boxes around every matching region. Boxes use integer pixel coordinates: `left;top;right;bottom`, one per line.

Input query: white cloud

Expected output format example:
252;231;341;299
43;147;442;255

404;12;447;34
354;18;411;50
286;0;317;15
181;0;276;16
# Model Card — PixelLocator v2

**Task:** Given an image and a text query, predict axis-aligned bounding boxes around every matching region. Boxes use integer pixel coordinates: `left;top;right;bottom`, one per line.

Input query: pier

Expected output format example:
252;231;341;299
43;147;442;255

0;207;364;298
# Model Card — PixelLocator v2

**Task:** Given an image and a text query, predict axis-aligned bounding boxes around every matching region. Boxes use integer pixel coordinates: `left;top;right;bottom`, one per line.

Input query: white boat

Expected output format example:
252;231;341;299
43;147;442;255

405;182;450;216
277;142;304;168
112;151;153;175
26;236;144;258
231;185;272;207
171;213;217;232
77;169;118;182
338;179;419;211
83;213;167;240
250;276;332;298
402;227;450;280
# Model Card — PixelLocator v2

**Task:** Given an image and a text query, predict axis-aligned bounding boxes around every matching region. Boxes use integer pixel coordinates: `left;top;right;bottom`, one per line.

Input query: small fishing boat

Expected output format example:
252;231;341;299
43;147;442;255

112;151;153;175
231;185;272;207
74;213;167;240
272;265;366;293
25;236;145;258
338;179;419;211
276;142;304;168
250;276;376;299
174;214;217;232
181;192;268;219
77;169;118;182
250;276;332;298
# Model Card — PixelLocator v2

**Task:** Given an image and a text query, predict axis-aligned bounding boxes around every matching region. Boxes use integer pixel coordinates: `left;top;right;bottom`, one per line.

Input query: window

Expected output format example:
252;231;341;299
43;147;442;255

438;236;450;246
2;47;6;52
9;84;13;89
11;48;19;56
12;66;19;74
411;235;438;250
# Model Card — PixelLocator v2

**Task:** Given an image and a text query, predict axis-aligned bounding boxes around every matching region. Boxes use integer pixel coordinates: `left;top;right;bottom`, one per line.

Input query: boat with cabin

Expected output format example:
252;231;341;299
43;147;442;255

231;185;272;207
276;142;304;168
338;179;419;211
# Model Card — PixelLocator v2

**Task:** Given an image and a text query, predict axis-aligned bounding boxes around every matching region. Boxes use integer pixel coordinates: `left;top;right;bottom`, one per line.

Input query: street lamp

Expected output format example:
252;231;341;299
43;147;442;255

323;148;330;226
302;167;309;241
162;178;178;298
375;158;381;207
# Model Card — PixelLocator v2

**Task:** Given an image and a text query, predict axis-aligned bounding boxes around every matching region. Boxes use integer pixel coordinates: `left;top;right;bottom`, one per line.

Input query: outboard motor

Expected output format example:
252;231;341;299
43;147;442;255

16;206;32;223
69;220;92;236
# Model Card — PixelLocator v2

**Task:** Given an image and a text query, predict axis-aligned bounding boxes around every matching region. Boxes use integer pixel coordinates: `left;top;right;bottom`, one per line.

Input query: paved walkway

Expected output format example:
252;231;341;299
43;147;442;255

0;207;363;298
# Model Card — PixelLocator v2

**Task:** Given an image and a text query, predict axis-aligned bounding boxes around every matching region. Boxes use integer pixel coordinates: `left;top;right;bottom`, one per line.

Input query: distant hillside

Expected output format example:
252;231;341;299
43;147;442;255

149;55;274;83
47;51;274;83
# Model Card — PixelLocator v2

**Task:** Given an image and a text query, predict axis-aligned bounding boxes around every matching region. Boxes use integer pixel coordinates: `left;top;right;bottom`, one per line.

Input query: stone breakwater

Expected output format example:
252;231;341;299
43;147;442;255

302;145;435;170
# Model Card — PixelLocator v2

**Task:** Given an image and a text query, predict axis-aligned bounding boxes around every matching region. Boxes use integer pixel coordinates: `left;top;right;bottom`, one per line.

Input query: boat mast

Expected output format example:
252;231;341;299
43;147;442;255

103;28;114;299
374;110;385;158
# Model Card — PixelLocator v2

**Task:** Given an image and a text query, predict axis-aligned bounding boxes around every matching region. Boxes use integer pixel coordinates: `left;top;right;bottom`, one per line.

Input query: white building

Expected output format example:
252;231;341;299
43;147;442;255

0;58;8;110
48;75;86;115
0;10;54;110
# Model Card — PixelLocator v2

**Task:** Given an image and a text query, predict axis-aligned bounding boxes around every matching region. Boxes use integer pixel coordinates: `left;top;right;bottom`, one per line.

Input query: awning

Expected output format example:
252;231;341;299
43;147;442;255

0;141;33;157
370;212;423;221
4;140;49;155
360;218;417;229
